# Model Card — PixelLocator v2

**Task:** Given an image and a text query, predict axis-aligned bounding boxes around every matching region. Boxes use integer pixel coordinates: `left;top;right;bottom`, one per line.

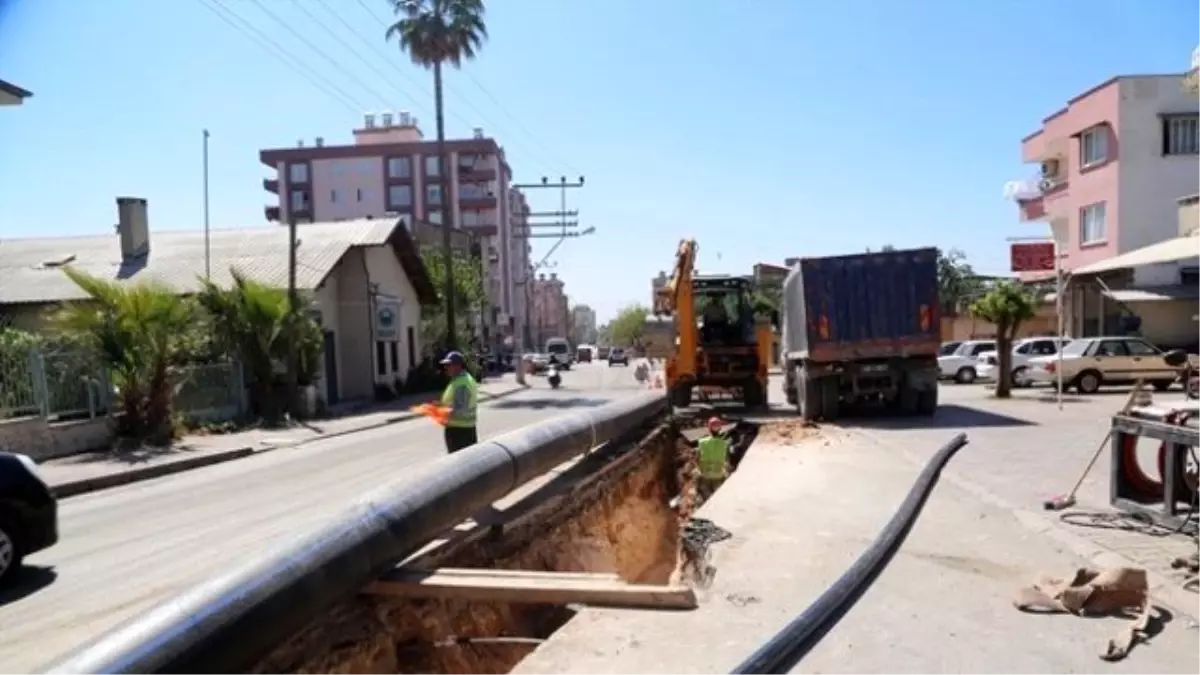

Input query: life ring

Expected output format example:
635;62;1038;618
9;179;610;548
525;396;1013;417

1118;411;1199;501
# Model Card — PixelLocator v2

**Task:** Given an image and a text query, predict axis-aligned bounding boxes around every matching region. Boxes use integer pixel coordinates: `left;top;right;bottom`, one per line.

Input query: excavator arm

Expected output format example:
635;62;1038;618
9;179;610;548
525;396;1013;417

655;239;699;392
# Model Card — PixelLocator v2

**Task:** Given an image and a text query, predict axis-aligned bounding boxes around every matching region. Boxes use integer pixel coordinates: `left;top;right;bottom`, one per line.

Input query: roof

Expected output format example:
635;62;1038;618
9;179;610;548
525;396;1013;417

1103;285;1200;303
1071;234;1199;276
0;79;32;101
0;218;438;306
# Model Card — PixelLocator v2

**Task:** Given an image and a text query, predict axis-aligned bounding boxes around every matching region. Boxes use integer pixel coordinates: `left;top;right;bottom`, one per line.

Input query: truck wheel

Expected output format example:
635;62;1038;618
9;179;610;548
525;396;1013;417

671;384;693;408
743;381;767;409
820;378;840;420
897;384;920;415
785;388;797;406
916;386;938;416
796;370;823;420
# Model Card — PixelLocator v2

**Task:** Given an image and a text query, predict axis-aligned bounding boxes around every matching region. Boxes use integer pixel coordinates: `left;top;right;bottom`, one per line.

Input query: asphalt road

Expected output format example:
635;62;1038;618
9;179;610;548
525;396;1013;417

0;362;646;672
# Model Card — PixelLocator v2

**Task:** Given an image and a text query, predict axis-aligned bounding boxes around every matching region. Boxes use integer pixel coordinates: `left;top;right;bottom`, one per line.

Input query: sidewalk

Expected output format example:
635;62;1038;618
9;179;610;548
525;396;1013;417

516;427;1200;674
40;374;526;498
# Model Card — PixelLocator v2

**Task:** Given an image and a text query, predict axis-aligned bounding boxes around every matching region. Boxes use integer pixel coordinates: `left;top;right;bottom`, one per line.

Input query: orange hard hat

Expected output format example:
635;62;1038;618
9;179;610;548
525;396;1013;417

706;416;723;432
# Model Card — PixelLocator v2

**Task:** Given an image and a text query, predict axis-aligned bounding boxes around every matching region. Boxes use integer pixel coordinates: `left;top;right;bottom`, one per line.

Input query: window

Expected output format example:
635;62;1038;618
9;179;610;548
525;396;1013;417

388;341;399;373
426;184;443;206
460;183;492;200
1096;340;1129;357
356;188;364;202
375;341;388;376
1079;202;1107;244
970;342;995;356
290;189;309;212
387;156;411;178
1015;342;1032;355
388;185;412;208
1124;340;1160;356
288;162;309;183
1163;115;1199;156
424;155;441;176
428;209;443;225
1080;127;1108;167
939;342;962;356
1062;340;1092;357
330;189;338;203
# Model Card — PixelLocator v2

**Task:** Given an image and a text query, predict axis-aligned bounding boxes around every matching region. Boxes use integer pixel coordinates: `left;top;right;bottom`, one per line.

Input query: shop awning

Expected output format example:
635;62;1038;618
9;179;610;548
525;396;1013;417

1072;234;1199;276
1102;285;1200;303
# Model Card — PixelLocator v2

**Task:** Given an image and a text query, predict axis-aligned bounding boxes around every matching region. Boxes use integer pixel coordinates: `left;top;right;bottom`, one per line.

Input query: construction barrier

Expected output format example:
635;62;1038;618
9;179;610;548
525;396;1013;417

43;392;670;674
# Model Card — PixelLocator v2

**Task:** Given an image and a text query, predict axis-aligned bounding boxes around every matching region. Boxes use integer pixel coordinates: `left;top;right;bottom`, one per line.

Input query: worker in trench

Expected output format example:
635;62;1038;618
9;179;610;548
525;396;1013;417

696;416;730;501
438;350;480;453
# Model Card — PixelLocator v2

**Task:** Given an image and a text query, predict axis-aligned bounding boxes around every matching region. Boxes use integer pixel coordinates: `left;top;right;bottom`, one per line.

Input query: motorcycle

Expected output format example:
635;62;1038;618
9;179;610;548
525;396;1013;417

547;366;562;389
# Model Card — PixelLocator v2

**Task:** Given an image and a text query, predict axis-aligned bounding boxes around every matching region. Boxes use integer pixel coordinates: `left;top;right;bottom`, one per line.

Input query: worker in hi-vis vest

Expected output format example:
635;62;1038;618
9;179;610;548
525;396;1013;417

438;351;479;454
696;416;729;500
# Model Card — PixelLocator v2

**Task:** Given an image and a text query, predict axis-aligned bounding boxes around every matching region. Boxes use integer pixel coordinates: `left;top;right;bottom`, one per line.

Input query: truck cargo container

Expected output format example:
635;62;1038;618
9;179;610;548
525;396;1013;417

780;247;941;420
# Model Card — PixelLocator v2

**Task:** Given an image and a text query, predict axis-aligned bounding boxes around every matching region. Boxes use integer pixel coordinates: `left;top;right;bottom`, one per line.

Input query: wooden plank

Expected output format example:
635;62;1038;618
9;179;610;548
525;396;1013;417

410;567;622;583
364;568;697;610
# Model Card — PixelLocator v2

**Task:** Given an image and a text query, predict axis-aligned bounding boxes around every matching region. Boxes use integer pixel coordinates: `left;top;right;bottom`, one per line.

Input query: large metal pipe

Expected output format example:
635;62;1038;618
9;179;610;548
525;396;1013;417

44;391;668;674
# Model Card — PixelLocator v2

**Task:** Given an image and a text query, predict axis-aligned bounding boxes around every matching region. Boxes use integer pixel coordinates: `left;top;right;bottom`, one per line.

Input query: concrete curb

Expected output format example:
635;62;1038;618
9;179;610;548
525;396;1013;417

50;384;528;500
844;426;1200;622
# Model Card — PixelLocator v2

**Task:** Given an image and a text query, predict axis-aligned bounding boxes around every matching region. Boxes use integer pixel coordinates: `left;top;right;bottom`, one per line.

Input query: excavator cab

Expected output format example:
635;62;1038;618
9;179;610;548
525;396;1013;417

694;276;756;346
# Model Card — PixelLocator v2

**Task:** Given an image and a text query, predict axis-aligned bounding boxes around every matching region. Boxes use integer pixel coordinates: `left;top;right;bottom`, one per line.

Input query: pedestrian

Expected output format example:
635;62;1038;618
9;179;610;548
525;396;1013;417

438;350;479;454
696;416;729;501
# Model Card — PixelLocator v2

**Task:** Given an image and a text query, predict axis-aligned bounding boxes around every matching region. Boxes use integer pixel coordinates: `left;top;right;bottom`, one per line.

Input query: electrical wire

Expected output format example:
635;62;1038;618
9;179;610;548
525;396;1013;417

196;0;365;114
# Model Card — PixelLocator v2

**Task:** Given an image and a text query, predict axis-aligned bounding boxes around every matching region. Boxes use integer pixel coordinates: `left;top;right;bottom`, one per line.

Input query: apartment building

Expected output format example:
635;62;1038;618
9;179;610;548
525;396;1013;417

570;304;598;344
259;112;528;347
531;273;569;348
1006;73;1199;339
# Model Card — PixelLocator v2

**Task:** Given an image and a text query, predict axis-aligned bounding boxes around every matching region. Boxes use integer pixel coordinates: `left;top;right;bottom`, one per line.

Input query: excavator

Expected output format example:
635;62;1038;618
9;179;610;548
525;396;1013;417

653;239;774;409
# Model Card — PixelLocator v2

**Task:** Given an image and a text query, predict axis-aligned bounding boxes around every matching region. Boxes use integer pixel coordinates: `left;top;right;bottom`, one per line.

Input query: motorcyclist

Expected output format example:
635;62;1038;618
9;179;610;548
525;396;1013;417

547;363;562;388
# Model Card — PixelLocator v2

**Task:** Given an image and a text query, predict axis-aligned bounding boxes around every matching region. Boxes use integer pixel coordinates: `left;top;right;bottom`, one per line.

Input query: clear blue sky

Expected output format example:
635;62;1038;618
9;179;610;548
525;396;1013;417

1;0;1195;323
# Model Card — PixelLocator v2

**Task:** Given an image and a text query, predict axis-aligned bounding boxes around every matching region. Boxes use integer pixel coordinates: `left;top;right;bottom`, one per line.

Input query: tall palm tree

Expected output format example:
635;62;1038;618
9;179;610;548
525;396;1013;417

386;0;488;350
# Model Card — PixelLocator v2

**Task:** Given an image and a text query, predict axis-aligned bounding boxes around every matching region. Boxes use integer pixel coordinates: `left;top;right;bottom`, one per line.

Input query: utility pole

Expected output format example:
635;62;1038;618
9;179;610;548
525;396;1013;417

287;214;299;419
202;129;211;281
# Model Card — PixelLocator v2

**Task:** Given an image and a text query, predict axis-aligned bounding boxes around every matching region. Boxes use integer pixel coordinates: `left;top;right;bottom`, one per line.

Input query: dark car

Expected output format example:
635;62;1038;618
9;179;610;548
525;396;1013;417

608;348;629;367
0;452;58;584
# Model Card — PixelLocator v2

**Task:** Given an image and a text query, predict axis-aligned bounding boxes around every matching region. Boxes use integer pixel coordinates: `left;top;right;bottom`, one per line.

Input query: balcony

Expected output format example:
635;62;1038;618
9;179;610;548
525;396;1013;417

458;164;497;181
1004;176;1068;223
263;178;279;194
264;206;280;222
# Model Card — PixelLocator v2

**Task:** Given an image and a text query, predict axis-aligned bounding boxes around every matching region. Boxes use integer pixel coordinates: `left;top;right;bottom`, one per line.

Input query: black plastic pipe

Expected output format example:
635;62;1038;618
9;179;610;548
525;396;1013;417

730;432;969;675
43;391;668;675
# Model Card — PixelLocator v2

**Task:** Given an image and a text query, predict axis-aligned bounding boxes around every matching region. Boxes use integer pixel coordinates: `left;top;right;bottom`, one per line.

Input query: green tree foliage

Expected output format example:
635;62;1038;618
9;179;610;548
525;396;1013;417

53;268;195;443
970;282;1037;398
938;248;985;316
387;0;488;348
608;304;650;348
420;247;486;355
196;270;322;423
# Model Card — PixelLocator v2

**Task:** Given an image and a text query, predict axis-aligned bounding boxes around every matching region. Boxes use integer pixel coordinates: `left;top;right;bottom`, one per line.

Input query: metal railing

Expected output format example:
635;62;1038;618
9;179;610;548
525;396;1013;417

174;361;247;422
1;347;111;421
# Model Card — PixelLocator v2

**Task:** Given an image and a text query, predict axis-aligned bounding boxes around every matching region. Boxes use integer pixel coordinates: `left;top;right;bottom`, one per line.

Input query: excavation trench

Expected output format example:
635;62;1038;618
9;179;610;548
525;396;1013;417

252;417;754;675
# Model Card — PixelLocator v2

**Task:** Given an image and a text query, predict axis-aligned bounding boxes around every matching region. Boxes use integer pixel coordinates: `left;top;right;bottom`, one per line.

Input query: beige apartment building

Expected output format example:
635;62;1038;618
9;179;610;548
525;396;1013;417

258;112;531;348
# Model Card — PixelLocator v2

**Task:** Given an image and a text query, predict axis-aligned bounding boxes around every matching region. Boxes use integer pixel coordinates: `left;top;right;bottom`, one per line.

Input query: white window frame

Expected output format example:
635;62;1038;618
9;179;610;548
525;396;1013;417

1164;115;1199;156
1079;127;1108;167
1079;202;1107;244
428;209;443;225
387;156;411;178
288;162;308;183
387;185;412;208
289;189;308;212
426;183;443;206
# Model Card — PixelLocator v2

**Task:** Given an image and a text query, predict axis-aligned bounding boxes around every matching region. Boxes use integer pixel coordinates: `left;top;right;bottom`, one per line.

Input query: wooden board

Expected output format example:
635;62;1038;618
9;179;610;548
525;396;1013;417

364;567;697;610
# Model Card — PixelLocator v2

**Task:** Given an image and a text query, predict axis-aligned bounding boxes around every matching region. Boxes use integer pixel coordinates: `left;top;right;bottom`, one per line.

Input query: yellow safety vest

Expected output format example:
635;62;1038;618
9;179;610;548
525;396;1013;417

441;373;479;428
697;435;728;480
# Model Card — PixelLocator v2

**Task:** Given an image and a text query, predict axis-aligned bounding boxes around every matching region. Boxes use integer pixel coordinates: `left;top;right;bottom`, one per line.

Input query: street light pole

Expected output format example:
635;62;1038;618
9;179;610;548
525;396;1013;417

202;129;211;281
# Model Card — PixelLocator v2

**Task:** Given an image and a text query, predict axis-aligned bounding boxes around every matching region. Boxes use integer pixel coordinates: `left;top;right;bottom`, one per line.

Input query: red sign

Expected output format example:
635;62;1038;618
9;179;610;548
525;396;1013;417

1010;242;1056;272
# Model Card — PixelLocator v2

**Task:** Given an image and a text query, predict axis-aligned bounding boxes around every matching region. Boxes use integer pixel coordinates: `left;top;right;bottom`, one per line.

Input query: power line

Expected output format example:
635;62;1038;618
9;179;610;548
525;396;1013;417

243;0;396;109
197;0;364;114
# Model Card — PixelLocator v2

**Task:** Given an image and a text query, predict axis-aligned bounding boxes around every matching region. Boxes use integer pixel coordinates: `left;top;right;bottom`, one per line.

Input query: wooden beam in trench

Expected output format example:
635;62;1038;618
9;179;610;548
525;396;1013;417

364;567;698;610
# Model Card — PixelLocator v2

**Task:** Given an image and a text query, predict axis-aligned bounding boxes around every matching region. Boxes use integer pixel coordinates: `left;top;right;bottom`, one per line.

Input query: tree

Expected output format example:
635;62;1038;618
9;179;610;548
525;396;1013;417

938;248;984;316
54;269;194;443
196;270;321;423
386;0;488;350
419;247;485;356
969;282;1037;398
608;304;649;348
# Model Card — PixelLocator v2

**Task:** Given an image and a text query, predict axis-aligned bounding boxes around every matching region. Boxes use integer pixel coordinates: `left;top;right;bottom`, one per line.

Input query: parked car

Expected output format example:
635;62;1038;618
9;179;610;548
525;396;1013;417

0;452;58;584
976;337;1071;387
608;348;629;367
1025;336;1182;393
937;340;997;384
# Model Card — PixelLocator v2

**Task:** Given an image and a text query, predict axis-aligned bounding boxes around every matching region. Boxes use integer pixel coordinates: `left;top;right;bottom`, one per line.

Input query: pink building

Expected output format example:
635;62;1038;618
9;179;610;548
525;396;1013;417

531;273;569;348
259;112;532;346
1007;74;1198;338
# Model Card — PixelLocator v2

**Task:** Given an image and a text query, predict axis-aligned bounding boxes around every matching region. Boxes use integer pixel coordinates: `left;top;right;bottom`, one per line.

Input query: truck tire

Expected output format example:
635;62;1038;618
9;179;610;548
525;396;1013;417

671;384;692;408
915;385;938;416
796;369;823;420
743;381;767;409
820;377;840;421
896;384;920;415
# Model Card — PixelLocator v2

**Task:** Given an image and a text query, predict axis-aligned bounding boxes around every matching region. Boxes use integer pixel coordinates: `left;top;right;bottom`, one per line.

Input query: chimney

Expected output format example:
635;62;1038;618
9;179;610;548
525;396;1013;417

381;112;394;127
116;197;150;262
550;272;558;281
315;137;325;147
399;111;412;126
538;273;546;281
1179;195;1200;237
364;113;376;129
473;127;484;139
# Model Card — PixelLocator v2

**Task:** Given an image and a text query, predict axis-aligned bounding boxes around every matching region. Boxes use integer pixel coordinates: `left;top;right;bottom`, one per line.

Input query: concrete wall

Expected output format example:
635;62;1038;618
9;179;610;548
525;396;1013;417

0;415;111;461
332;249;374;401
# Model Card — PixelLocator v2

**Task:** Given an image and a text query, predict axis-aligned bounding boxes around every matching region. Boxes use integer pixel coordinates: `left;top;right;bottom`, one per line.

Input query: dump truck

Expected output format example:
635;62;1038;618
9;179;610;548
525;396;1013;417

780;247;941;420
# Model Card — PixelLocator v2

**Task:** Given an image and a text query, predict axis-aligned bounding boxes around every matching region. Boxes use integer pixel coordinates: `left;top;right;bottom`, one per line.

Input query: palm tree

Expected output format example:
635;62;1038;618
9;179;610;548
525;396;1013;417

386;0;488;351
54;269;194;442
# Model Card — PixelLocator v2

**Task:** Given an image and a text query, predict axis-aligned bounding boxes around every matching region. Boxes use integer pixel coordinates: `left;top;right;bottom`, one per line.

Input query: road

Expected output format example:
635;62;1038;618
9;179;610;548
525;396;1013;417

0;362;645;672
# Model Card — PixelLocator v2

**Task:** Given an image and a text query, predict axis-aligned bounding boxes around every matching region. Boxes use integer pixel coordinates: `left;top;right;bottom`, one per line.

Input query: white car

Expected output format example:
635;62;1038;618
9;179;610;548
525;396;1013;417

937;340;997;384
976;337;1071;387
1025;336;1182;393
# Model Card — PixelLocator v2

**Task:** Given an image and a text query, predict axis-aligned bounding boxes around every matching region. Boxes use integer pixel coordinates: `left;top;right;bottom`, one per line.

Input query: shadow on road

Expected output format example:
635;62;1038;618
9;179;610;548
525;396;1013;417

845;403;1036;430
491;397;612;411
0;566;57;607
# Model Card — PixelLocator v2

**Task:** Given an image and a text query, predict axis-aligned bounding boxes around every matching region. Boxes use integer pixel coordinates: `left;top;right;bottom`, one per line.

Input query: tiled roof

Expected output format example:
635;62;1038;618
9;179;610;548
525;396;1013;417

0;218;433;305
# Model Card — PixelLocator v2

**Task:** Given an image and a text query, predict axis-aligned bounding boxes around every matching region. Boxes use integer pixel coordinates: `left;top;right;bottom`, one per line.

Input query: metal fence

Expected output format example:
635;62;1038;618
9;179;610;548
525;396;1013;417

0;347;111;421
0;347;246;423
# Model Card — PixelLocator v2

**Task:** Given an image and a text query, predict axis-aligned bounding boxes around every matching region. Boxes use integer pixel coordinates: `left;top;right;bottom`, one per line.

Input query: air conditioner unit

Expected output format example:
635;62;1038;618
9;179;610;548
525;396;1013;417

1041;159;1060;179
